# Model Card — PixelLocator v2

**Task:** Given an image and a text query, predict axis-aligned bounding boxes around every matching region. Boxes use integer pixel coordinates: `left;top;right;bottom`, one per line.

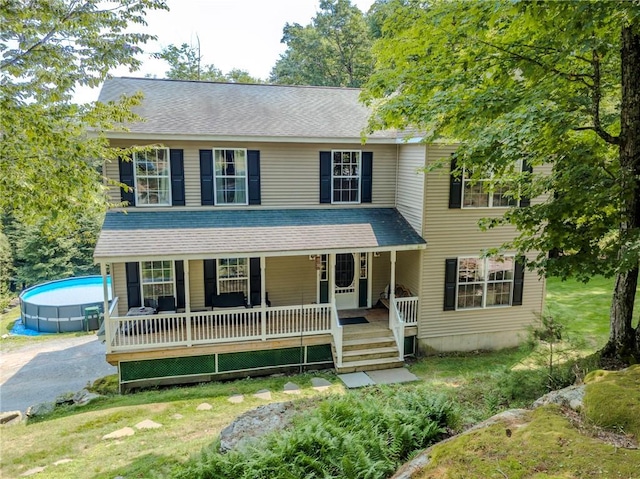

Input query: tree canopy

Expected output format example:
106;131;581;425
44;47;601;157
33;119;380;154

153;43;262;83
0;0;168;228
362;0;640;361
270;0;374;87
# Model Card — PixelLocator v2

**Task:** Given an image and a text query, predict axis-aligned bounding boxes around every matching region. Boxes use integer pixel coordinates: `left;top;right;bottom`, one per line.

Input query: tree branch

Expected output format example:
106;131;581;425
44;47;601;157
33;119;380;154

591;49;621;146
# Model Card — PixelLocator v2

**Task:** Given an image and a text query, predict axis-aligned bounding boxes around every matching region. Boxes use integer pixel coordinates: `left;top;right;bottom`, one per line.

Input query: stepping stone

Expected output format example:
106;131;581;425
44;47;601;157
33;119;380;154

102;427;135;440
283;382;301;395
365;368;419;385
228;394;244;404
135;419;162;429
253;389;272;400
171;413;184;420
311;378;332;391
20;466;45;476
52;459;72;466
196;403;212;411
338;372;375;389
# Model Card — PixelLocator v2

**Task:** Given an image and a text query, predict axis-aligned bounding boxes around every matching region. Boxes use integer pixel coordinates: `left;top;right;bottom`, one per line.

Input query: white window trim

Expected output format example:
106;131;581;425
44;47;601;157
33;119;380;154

331;149;362;205
216;257;250;297
140;260;176;304
456;255;515;310
133;147;172;207
460;160;521;209
213;148;249;206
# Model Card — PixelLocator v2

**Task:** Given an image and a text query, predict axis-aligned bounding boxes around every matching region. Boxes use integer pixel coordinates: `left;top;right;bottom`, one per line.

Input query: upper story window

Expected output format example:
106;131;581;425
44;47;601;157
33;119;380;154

461;164;520;208
134;148;171;206
456;255;515;309
214;149;248;205
332;150;361;203
217;257;249;295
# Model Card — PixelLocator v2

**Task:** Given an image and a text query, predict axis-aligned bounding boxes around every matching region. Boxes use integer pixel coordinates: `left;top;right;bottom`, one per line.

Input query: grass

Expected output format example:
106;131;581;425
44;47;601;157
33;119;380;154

0;276;633;478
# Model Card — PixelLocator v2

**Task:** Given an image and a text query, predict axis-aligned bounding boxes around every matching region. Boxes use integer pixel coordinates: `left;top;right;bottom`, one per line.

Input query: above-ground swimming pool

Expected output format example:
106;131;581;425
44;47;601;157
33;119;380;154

19;276;112;333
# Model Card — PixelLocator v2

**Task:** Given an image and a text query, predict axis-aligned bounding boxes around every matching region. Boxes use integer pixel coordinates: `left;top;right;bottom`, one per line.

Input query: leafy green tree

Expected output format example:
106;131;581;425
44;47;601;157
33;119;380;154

362;0;640;361
154;43;262;83
270;0;374;87
0;0;168;228
0;227;13;309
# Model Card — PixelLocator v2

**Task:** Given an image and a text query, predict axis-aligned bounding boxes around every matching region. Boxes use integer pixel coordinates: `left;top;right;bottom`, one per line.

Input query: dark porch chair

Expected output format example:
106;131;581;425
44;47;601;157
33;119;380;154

157;295;176;313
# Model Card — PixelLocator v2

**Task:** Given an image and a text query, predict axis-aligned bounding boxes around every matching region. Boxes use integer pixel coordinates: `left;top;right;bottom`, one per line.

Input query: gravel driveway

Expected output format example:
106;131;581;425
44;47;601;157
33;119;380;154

0;335;116;413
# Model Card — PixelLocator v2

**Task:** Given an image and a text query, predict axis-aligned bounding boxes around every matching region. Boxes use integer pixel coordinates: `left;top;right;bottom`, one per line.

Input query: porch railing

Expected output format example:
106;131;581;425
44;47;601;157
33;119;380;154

108;303;332;352
395;296;419;325
330;302;343;367
389;298;405;360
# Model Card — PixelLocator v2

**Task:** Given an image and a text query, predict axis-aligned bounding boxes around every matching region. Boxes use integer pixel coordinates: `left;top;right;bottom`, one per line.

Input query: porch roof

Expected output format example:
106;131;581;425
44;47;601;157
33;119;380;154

94;208;426;262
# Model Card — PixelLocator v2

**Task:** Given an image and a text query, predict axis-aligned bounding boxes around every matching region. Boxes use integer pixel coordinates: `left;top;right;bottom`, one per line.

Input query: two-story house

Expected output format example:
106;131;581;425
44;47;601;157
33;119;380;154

95;77;545;391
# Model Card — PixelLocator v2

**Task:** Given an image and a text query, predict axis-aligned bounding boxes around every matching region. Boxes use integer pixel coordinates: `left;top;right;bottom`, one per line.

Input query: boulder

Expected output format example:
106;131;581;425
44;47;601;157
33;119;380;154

532;384;585;411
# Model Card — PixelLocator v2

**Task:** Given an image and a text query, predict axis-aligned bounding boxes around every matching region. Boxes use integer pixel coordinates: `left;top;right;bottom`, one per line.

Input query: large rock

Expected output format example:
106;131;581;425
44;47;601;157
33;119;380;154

532;384;585;411
25;402;55;418
0;410;23;426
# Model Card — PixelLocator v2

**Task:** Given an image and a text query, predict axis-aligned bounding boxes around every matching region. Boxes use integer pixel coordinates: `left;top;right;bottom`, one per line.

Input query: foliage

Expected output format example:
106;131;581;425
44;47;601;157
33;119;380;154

173;387;455;479
154;43;262;83
270;0;374;87
362;0;640;360
0;0;168;229
0;227;13;310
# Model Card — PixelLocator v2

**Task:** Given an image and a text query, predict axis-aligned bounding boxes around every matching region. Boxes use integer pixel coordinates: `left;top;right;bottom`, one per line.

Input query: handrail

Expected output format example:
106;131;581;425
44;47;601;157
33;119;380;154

395;296;419;325
330;302;343;367
389;297;405;360
105;297;119;352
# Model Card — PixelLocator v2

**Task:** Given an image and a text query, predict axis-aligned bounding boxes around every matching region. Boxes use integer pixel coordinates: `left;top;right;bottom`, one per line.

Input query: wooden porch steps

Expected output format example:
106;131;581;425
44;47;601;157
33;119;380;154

333;323;404;373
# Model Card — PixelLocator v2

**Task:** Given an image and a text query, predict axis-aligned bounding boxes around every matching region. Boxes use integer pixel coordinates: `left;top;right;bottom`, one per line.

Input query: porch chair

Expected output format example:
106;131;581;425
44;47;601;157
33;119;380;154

156;295;176;313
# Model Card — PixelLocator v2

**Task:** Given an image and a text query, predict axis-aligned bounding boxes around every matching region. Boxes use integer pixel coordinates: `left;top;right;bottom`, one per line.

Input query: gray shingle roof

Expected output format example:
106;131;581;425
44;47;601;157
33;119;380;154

98;77;396;141
94;208;425;260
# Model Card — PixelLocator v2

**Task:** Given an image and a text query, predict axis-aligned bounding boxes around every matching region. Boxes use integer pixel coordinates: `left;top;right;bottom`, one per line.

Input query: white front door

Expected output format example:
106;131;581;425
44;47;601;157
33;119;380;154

335;253;358;309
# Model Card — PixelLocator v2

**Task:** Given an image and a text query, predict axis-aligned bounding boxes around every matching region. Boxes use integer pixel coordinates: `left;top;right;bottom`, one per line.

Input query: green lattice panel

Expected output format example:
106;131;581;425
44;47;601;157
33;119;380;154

307;344;333;363
218;347;302;372
120;355;216;381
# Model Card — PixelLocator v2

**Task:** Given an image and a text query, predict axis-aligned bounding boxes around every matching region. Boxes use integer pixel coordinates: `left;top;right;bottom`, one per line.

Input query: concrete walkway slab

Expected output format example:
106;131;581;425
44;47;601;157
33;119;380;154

338;372;375;388
365;367;419;385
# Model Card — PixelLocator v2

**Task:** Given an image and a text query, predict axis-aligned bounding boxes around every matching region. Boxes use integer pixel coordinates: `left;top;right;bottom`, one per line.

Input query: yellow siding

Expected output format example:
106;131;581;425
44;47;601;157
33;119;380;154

396;144;425;233
111;263;128;316
395;249;422;298
265;256;318;306
188;260;205;310
371;252;391;302
105;140;398;208
418;144;545;351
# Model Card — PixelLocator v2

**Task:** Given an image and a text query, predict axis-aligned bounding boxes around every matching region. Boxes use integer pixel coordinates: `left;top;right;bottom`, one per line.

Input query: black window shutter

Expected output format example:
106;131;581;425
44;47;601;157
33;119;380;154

449;155;462;209
247;150;261;205
170;149;185;206
175;260;185;309
519;160;533;208
443;258;458;311
200;150;214;206
359;278;368;307
125;262;141;309
319;151;332;203
512;258;525;306
249;257;261;306
119;156;135;206
361;152;373;203
203;259;217;307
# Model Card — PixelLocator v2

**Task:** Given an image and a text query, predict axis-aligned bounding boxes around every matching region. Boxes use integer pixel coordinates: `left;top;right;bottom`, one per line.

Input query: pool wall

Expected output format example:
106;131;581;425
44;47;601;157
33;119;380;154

19;276;112;333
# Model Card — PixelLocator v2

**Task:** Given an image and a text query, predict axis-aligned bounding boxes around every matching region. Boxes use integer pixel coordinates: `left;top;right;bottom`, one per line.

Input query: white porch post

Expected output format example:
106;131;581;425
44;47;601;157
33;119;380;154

260;256;267;340
329;254;336;305
100;262;111;353
367;252;373;308
184;260;192;346
390;250;397;304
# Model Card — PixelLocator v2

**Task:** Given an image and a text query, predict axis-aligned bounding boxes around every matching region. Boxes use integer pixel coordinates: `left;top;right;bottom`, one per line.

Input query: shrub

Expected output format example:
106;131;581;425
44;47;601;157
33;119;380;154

173;386;457;479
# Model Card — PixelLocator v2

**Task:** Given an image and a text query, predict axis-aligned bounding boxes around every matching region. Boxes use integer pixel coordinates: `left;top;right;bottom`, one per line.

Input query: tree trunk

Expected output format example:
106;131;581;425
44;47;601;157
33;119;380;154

603;23;640;362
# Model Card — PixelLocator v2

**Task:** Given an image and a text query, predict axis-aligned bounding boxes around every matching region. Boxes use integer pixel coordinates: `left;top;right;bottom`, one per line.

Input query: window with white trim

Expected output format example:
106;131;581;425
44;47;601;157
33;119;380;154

141;261;175;303
462;162;520;208
217;258;249;295
332;150;361;203
134;148;171;206
457;256;514;309
214;149;248;205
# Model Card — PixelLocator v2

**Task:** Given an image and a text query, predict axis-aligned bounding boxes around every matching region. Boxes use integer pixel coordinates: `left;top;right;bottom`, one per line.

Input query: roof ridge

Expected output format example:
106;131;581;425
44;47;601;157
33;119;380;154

111;76;363;92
